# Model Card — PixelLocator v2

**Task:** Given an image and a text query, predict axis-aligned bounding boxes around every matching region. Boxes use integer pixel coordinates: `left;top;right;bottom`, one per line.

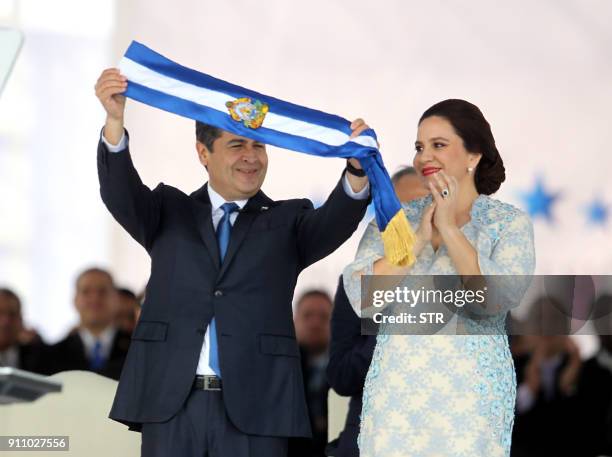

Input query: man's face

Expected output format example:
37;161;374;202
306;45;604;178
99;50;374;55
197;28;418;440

294;295;332;354
0;294;21;350
197;131;268;201
74;272;117;330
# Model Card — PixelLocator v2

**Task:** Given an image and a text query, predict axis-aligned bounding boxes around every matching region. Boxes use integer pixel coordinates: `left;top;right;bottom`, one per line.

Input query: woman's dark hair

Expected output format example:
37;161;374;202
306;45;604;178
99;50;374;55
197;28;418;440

419;99;505;195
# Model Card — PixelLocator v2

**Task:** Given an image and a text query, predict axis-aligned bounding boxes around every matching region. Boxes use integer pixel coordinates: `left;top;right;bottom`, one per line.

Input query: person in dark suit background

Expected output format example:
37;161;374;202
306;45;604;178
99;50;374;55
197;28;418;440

95;68;371;457
290;289;334;457
325;276;376;457
0;287;47;373
325;166;427;457
114;287;140;335
572;296;612;457
46;268;131;380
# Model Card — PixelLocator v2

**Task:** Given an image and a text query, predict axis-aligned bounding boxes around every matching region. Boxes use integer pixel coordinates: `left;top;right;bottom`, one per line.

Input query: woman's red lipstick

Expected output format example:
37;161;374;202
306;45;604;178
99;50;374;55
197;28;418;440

422;167;441;176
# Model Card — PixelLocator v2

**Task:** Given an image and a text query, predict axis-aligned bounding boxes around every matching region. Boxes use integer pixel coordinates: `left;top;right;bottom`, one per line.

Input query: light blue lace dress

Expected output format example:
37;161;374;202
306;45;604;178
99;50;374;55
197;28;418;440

343;194;535;457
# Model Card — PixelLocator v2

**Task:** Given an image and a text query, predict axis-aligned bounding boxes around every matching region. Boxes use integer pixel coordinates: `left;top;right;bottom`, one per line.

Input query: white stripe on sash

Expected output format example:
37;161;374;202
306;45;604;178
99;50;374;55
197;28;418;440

119;57;377;149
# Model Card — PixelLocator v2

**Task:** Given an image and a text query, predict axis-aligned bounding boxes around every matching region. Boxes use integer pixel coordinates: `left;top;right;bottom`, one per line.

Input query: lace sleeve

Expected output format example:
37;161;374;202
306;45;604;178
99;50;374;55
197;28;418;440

342;219;385;316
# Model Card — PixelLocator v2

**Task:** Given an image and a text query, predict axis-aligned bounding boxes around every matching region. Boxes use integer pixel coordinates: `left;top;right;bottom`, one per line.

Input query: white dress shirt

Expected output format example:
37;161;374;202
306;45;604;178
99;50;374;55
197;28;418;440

195;185;248;375
102;130;369;375
78;326;117;362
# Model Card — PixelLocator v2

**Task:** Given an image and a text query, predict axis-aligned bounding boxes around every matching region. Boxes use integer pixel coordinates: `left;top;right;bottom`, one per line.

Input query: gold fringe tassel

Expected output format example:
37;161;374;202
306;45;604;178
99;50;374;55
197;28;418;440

381;210;417;267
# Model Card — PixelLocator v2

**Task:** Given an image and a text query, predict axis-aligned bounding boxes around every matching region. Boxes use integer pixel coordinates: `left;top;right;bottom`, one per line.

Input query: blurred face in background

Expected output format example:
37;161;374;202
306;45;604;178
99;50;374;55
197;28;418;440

74;271;117;332
0;293;21;350
115;292;140;334
393;172;429;203
294;293;333;355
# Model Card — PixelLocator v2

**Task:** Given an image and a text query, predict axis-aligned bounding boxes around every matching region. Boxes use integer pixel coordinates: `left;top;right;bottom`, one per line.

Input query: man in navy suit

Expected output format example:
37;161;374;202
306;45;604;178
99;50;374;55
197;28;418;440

95;68;371;457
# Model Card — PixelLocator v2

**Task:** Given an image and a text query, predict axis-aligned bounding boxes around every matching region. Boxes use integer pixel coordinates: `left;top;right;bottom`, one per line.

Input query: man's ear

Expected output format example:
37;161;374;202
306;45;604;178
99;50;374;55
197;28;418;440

196;141;210;168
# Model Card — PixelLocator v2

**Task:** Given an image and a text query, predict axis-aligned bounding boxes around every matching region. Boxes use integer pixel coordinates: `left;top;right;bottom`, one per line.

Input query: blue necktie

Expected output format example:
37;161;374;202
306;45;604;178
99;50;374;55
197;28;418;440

90;340;104;371
209;202;239;378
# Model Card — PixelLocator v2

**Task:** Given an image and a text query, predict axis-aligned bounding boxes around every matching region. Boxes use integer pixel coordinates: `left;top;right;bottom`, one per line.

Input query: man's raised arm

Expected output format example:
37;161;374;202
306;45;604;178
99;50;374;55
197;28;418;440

95;68;162;251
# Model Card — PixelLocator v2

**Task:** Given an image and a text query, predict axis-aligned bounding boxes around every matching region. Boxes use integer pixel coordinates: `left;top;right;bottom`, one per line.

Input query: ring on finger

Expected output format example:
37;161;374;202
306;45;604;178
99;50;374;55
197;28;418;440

441;188;450;199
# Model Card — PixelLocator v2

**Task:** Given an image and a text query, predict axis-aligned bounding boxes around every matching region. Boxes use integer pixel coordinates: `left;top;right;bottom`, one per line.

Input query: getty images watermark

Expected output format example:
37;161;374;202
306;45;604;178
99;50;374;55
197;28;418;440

359;275;612;336
371;285;488;324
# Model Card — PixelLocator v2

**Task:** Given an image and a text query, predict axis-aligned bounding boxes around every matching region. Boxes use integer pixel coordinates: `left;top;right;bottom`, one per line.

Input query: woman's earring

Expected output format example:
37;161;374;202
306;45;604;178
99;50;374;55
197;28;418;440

467;167;474;174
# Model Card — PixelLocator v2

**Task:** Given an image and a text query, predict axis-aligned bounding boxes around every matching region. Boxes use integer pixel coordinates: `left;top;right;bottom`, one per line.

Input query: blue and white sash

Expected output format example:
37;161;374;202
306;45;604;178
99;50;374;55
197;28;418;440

119;41;415;266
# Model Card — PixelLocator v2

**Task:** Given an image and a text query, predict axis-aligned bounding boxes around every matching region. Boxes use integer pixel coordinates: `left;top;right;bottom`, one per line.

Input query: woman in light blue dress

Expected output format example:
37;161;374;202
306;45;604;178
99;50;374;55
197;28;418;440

343;99;536;457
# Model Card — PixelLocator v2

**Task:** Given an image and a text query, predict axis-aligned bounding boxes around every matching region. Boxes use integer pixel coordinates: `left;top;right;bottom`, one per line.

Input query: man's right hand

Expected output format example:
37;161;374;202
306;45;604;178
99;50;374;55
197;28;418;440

95;68;128;144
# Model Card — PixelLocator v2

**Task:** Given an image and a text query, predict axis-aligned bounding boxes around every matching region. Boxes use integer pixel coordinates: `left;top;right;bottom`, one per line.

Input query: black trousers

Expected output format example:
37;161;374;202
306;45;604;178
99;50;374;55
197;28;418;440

141;389;288;457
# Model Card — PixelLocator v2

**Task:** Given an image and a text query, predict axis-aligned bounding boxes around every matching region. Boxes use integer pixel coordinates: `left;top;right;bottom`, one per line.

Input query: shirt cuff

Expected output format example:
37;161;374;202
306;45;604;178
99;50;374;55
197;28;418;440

342;173;370;200
101;129;128;153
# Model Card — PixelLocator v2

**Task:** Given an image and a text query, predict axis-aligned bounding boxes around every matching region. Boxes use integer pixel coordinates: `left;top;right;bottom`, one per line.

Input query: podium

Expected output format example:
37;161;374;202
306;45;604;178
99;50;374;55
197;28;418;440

0;367;62;404
0;370;140;456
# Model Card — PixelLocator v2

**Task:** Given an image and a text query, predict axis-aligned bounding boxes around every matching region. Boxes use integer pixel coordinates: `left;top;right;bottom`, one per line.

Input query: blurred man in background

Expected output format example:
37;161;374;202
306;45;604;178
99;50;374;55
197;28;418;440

291;289;334;457
0;288;46;372
390;165;429;203
115;287;140;335
46;268;130;380
511;296;583;456
573;294;612;456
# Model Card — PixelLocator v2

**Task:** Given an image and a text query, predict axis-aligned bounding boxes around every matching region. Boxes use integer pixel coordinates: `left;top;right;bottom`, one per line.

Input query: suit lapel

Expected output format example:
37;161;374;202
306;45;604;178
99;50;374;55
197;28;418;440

218;190;274;280
190;183;221;270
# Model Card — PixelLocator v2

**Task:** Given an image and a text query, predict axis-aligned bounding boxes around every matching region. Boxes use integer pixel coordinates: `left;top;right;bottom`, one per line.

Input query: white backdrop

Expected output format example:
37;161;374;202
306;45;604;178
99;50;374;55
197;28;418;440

1;0;611;342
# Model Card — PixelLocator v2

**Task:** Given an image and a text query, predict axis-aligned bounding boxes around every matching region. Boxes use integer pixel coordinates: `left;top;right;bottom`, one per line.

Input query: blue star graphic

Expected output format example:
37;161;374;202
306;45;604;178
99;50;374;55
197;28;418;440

519;177;560;222
586;198;609;226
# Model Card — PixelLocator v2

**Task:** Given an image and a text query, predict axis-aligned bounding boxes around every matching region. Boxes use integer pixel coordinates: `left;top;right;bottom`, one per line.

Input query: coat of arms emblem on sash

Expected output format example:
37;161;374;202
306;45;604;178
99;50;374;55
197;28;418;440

226;97;269;129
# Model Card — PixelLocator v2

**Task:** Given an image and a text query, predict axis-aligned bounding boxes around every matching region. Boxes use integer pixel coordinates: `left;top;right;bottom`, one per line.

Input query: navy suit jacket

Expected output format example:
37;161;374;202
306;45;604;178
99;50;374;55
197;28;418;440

97;138;368;437
326;276;376;457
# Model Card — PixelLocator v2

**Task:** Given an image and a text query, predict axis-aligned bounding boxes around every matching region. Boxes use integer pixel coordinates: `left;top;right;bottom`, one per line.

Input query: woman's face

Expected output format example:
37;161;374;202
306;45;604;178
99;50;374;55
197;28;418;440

413;115;481;192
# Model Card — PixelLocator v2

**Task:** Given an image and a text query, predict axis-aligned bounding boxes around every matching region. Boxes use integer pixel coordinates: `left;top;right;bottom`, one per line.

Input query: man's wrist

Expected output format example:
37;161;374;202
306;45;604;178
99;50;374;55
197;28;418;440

346;159;366;177
104;116;125;145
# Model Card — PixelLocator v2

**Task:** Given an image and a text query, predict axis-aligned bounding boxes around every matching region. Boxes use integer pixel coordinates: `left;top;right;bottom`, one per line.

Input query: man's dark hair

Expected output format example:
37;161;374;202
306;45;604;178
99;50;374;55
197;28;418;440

75;267;115;290
419;99;505;195
391;166;417;184
0;287;21;313
295;289;333;312
117;287;137;300
196;121;223;152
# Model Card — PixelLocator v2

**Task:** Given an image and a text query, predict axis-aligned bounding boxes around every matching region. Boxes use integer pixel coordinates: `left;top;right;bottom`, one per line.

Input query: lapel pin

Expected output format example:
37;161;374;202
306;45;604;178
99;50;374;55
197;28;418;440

261;206;269;211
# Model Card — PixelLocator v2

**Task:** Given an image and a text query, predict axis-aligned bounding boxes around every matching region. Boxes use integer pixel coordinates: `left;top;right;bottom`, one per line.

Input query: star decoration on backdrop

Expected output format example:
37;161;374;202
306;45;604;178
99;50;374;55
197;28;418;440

519;176;561;222
585;198;609;226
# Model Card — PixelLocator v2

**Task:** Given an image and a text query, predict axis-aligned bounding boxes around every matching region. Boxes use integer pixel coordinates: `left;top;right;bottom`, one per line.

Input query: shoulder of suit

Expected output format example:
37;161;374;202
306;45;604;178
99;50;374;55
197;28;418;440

269;197;313;210
52;331;80;348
